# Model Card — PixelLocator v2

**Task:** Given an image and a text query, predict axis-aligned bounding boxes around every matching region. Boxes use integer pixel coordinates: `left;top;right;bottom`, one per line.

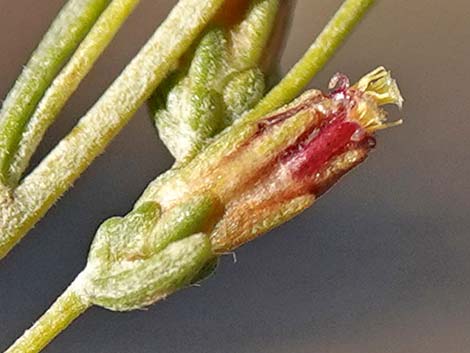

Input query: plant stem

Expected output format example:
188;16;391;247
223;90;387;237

8;0;142;186
244;0;375;122
0;0;225;260
5;285;90;353
0;0;111;187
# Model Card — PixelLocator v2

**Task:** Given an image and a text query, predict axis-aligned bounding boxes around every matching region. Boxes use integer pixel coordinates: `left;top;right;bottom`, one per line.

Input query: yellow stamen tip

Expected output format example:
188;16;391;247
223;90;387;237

354;66;404;109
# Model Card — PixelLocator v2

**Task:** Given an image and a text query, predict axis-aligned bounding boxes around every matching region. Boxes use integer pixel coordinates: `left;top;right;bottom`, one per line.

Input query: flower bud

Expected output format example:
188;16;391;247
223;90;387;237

84;68;402;312
139;67;403;252
211;67;403;250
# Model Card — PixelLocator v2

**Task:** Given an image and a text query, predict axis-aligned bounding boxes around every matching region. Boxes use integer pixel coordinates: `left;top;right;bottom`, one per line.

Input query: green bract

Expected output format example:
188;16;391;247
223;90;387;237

223;68;265;123
150;0;279;162
82;194;221;311
87;233;213;311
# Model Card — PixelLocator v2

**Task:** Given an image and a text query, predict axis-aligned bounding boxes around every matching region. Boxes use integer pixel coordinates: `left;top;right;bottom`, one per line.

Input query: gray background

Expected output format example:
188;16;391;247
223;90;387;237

1;1;469;352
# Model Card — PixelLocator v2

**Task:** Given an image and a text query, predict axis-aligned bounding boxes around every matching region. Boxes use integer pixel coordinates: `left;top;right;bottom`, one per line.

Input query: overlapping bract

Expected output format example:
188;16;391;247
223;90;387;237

150;0;279;162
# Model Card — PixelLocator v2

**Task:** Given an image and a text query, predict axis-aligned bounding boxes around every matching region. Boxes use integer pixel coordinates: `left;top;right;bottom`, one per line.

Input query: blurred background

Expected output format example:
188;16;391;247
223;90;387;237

1;1;469;352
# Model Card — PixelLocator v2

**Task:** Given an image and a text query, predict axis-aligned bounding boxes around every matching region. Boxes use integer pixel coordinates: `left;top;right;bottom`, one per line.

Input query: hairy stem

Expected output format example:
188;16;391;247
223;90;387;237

244;0;375;122
8;0;142;185
0;0;111;186
0;0;225;260
5;285;90;353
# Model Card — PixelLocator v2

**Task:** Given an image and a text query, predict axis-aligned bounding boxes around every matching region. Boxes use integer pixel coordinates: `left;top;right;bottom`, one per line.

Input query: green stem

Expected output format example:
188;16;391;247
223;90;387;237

244;0;375;122
5;285;90;353
0;0;225;260
8;0;142;186
0;0;111;187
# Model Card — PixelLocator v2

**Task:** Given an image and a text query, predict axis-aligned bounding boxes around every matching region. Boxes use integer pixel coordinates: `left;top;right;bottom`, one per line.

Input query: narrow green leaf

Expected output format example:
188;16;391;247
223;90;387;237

0;0;111;186
8;0;142;185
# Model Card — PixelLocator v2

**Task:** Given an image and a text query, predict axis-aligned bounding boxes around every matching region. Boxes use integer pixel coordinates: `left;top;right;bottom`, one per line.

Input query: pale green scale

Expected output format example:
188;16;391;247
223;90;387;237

153;28;227;161
88;233;213;311
84;194;220;311
223;68;265;124
188;28;227;88
87;202;161;265
148;194;222;253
